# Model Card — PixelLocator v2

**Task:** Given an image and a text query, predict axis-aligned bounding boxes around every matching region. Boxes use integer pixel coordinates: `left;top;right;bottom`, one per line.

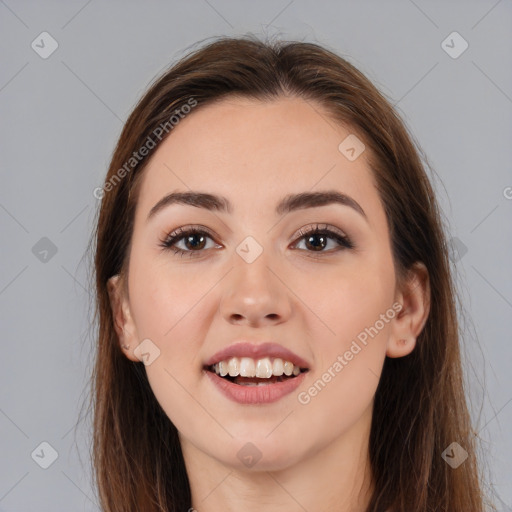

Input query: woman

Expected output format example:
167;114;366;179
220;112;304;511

88;34;486;511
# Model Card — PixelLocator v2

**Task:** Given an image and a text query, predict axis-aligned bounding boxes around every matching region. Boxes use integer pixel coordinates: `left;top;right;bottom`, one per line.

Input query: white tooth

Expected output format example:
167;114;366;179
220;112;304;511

283;361;294;376
256;357;273;378
228;357;240;377
214;364;220;375
292;365;300;376
239;357;256;377
272;358;284;376
257;382;269;386
219;361;228;377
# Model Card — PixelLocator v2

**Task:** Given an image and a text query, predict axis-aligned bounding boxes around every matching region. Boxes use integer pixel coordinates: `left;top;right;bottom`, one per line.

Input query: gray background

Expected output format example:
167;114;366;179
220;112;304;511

1;0;511;510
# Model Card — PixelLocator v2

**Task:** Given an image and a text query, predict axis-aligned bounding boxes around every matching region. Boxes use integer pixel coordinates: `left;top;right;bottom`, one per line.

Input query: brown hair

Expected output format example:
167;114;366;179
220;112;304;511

86;34;486;511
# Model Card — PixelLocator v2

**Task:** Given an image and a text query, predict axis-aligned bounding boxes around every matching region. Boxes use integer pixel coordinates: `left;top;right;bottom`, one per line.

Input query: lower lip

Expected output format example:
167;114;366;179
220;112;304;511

205;370;307;404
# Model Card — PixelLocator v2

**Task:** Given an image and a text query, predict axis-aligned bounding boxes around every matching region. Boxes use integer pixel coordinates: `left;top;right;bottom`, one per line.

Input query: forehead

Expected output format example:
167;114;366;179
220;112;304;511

135;95;380;222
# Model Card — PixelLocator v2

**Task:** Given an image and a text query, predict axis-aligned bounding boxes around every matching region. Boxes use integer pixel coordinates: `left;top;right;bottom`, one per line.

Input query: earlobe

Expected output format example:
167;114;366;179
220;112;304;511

386;262;430;359
107;274;139;359
386;336;417;358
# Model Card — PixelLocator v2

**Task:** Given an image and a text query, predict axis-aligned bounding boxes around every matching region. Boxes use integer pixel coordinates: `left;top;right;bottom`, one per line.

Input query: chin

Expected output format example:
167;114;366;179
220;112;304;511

218;436;307;473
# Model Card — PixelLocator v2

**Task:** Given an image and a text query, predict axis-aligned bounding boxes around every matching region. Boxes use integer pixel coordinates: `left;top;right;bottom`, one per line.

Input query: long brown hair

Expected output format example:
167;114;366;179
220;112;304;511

86;34;487;511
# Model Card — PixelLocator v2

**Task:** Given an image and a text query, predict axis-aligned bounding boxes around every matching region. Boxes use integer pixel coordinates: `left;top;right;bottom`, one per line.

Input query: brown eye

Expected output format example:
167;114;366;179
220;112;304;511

159;226;219;257
303;232;329;251
293;224;354;253
181;232;208;251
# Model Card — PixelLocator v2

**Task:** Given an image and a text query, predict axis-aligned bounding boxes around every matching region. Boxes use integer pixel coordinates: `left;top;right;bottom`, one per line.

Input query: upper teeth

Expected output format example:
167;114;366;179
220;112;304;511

213;357;302;378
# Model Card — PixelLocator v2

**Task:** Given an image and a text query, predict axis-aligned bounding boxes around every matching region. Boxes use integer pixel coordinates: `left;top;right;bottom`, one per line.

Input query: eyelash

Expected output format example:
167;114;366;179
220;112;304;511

158;224;354;258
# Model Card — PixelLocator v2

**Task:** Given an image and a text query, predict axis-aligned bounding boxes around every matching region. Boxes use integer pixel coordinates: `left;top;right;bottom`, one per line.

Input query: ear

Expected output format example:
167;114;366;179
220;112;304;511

107;274;140;362
386;262;430;358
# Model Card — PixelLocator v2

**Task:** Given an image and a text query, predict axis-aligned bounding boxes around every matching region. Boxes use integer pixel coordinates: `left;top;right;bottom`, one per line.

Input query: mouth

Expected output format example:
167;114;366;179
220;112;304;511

204;357;309;386
203;342;311;403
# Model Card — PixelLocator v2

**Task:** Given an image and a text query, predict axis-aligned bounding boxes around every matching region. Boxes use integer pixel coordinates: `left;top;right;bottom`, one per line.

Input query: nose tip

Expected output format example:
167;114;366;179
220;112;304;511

220;261;292;327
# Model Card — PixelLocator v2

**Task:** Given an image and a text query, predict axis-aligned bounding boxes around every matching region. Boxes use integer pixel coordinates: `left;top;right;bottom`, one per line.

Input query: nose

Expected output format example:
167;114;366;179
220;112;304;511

219;250;292;327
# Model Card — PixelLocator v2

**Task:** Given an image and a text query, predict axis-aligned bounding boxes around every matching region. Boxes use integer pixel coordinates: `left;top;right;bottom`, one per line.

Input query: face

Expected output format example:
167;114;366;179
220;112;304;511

109;95;421;472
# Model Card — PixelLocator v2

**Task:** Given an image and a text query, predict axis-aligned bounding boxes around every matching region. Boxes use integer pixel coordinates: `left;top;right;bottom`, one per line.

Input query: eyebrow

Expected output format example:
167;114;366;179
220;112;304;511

146;190;367;222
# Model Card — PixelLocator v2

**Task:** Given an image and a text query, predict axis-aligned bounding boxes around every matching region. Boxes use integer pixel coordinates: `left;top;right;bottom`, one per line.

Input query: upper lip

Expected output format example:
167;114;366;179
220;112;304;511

204;341;310;369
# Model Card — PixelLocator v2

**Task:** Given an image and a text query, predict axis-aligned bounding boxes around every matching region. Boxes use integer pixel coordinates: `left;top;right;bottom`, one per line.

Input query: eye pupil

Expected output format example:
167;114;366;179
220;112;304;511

185;234;206;250
305;234;326;251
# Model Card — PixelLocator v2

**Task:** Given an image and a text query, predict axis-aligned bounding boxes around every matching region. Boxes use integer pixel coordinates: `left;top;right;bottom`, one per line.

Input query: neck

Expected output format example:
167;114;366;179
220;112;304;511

182;406;374;512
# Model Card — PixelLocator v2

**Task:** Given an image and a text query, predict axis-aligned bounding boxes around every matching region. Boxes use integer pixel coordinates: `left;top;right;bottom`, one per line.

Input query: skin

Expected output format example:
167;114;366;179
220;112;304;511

108;95;430;512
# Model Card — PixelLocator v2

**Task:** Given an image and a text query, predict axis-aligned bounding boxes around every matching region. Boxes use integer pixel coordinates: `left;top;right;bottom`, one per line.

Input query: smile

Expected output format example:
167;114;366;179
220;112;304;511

203;341;310;404
207;356;306;385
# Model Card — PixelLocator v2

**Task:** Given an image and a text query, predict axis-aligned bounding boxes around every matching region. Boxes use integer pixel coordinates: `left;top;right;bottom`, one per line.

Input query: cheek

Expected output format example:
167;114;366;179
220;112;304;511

297;279;393;439
128;250;216;421
308;285;391;406
309;256;395;345
129;248;206;340
302;252;394;419
129;279;210;437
